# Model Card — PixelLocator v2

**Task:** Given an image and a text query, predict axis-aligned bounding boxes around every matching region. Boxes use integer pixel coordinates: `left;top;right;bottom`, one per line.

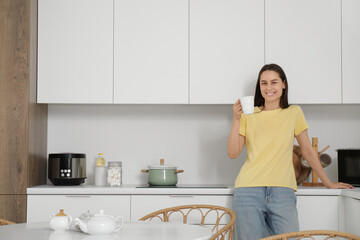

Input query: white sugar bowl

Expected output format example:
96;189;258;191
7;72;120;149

49;209;72;232
75;210;123;236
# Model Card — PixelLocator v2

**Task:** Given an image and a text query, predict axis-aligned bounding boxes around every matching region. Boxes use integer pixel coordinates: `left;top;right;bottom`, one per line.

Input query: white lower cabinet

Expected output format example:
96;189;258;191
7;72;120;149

296;196;339;231
131;195;233;224
27;193;345;233
344;197;360;236
27;195;131;222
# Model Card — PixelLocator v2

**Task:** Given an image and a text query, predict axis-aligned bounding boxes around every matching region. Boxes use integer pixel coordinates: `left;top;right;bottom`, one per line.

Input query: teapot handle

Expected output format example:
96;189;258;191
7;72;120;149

114;216;124;233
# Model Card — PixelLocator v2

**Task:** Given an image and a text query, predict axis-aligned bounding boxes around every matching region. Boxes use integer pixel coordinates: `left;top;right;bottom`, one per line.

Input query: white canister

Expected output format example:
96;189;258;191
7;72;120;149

107;161;122;187
94;166;107;186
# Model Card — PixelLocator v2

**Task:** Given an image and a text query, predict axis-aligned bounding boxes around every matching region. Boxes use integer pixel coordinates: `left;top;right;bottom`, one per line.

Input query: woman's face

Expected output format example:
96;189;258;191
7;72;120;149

259;70;285;105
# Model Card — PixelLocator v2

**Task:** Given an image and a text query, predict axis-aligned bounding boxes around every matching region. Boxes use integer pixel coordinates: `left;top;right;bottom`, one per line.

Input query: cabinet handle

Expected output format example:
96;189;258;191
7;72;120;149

65;195;91;198
169;195;194;198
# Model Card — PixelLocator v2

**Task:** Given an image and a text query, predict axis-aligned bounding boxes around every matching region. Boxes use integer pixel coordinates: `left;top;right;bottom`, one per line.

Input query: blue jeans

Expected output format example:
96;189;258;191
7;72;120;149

233;187;299;240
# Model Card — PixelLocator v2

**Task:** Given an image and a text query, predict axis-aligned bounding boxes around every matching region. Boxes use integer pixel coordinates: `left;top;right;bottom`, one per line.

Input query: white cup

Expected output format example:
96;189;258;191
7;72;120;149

240;96;254;115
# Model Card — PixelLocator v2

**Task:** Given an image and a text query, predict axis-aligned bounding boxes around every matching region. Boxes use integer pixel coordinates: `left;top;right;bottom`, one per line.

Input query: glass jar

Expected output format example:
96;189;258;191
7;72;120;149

106;161;122;187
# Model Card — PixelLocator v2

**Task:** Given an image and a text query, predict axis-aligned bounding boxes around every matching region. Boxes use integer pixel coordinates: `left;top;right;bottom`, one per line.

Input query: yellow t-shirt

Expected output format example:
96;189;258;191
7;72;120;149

235;105;308;191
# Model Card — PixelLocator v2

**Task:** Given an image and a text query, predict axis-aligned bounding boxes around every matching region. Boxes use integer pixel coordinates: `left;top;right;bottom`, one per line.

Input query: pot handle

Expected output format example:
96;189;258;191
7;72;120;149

175;170;184;174
141;169;149;173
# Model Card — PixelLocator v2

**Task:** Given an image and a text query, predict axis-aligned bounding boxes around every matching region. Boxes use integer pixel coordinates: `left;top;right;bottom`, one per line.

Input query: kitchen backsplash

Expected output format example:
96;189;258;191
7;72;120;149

47;104;360;186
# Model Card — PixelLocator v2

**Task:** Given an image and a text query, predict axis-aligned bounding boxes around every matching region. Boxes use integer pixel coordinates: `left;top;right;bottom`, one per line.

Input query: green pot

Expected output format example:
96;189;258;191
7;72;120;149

148;169;177;186
141;159;184;186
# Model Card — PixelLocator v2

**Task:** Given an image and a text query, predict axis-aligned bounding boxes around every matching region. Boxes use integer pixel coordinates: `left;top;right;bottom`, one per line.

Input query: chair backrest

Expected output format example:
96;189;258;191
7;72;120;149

0;219;16;226
259;230;360;240
139;204;236;240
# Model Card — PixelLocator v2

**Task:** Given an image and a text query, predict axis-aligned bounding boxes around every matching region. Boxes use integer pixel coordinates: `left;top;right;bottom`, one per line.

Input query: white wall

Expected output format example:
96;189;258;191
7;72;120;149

47;104;360;186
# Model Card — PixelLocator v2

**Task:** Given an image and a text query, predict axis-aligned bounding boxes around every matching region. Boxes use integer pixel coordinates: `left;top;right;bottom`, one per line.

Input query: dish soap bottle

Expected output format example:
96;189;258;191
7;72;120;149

94;153;107;186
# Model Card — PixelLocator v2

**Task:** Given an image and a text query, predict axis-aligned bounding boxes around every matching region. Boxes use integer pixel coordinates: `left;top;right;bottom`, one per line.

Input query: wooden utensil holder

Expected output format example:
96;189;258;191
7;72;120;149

302;137;324;187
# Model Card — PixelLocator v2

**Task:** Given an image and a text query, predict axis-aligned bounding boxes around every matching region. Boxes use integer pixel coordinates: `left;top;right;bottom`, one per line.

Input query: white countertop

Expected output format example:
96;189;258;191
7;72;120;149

340;187;360;199
27;184;234;195
26;184;359;198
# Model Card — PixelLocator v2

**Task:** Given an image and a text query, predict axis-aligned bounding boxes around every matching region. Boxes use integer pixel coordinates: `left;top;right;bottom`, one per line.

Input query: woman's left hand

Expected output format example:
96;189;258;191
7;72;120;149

326;182;354;189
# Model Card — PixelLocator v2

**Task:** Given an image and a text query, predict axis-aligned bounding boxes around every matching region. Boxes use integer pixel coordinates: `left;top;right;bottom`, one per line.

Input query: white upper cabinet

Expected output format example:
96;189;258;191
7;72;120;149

265;0;341;104
190;0;264;104
37;0;359;105
37;0;113;104
114;0;188;104
342;0;360;103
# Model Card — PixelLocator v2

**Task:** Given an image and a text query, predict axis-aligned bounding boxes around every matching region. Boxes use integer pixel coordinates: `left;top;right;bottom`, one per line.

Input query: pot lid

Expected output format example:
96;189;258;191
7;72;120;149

148;159;177;169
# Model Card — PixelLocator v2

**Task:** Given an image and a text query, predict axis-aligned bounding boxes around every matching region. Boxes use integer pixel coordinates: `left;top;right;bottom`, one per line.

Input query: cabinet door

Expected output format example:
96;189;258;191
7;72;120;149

265;0;341;104
342;0;360;103
27;195;131;222
37;0;113;104
131;195;233;224
344;197;360;236
114;0;188;104
190;0;264;104
297;196;338;231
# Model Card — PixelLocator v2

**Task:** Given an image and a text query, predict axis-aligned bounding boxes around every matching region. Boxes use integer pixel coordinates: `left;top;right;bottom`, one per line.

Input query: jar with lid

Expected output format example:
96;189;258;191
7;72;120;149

107;161;122;187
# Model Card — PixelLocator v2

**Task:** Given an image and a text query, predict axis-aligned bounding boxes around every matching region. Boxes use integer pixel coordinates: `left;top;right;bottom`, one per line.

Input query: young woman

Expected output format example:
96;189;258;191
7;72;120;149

227;64;353;240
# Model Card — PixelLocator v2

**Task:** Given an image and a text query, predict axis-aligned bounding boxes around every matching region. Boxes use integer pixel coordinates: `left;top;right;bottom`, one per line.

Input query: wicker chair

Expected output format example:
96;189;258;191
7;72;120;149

139;204;236;240
0;219;16;226
259;230;360;240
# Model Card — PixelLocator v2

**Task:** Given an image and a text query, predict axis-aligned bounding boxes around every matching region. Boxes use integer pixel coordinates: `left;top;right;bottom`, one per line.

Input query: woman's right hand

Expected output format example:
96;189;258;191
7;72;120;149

233;99;243;120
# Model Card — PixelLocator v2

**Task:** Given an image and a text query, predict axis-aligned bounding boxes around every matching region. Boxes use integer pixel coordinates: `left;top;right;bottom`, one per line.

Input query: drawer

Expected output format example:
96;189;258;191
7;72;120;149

27;195;130;222
131;195;233;224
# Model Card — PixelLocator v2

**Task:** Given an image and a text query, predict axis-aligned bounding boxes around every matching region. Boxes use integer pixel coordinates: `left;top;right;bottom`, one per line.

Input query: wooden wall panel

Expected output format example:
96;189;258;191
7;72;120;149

0;195;27;223
28;0;47;188
0;0;47;222
0;0;29;195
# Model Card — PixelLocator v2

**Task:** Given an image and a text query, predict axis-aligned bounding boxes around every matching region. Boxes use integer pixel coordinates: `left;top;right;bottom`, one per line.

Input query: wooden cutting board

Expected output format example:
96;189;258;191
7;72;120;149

293;145;311;185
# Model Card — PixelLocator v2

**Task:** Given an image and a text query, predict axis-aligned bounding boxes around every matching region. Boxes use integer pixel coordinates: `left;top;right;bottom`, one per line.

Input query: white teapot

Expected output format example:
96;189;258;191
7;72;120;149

74;210;94;230
49;209;73;232
75;210;124;236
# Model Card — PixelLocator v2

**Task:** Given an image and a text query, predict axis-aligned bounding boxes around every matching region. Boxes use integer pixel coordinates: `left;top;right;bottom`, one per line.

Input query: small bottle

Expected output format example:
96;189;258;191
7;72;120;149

107;161;122;187
96;153;106;167
94;153;107;186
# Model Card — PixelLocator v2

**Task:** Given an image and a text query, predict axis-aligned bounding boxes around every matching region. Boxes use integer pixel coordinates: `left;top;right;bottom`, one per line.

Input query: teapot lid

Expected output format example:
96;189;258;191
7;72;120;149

92;210;114;219
79;210;94;220
55;209;67;216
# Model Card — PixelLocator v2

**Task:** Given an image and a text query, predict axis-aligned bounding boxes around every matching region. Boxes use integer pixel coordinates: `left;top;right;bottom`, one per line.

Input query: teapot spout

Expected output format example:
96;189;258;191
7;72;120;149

75;218;88;233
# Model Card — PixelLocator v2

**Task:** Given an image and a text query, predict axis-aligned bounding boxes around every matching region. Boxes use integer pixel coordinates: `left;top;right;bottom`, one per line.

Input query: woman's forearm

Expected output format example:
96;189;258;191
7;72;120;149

297;130;353;189
227;118;245;159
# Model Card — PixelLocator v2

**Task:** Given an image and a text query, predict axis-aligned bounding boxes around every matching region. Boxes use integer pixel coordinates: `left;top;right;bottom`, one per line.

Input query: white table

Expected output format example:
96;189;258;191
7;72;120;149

0;222;213;240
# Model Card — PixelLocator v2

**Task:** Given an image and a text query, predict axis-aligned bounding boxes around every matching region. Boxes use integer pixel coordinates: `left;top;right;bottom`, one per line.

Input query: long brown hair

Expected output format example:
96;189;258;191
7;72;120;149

254;63;289;109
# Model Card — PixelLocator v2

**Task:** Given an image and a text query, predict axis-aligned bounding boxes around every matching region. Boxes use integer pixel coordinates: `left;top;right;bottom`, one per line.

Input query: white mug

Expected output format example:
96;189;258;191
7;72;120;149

240;96;254;115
